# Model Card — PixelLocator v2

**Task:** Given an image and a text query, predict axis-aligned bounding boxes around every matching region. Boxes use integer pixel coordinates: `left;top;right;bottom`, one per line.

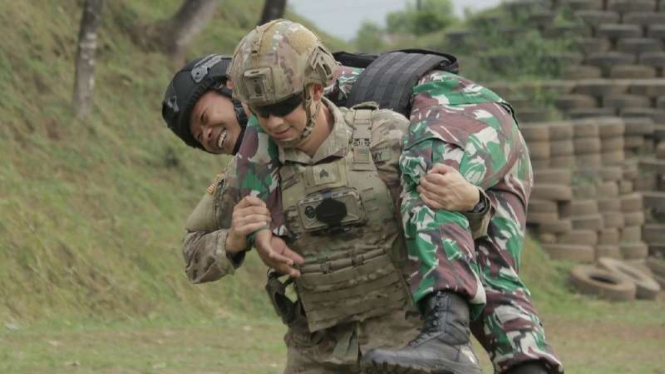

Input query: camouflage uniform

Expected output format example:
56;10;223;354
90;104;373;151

235;67;564;373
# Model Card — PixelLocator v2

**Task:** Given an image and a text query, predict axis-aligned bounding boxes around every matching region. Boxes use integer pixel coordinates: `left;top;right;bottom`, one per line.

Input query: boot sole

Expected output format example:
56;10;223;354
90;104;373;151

360;358;480;374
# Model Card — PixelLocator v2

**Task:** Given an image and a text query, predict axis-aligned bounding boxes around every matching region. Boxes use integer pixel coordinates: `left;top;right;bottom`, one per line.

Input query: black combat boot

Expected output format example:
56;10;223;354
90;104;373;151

504;361;550;374
360;291;483;374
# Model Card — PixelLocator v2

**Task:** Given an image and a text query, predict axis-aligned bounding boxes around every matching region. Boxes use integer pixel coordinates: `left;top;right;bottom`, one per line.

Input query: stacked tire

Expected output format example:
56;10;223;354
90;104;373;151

571;257;661;301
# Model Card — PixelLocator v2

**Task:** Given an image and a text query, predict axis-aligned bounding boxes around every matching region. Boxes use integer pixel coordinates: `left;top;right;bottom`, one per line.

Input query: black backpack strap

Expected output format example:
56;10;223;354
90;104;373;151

345;51;450;116
332;51;379;68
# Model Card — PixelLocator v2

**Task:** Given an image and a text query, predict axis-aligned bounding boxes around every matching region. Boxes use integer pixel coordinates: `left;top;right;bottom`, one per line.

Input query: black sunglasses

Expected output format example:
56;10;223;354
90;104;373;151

250;93;303;118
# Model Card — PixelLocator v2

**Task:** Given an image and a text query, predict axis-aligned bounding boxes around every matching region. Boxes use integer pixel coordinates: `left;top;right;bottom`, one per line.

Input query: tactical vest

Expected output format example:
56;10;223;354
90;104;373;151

279;107;410;332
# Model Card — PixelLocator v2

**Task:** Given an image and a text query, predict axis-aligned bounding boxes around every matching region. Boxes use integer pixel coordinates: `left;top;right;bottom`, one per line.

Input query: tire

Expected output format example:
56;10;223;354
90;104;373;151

620;242;649;260
646;256;665;277
521;125;550;142
570;265;636;301
572;119;600;138
623;117;655;136
643;224;665;243
624;211;646;226
624;135;645;149
572;214;604;231
573;183;597;199
547;121;575;141
575;153;603;168
598;228;620;245
596;244;622;259
602;212;625;229
527;212;560;225
537;219;574;234
527;141;551;160
534;169;573;185
610;65;657;79
570;199;599;216
597;118;626;138
602;151;626;165
597;198;621;212
620;193;643;212
653;273;665;289
620;225;643;242
603;94;651;110
542;244;594;263
601;136;625;151
618;180;634;194
641;191;665;211
531;159;551;170
555;94;597;111
597;182;620;198
532;184;573;201
573;137;602;154
550;140;575;157
551;156;575;169
597;257;661;299
528;199;559;213
657;141;665;159
599;166;624;182
622;160;640;180
558;230;599;246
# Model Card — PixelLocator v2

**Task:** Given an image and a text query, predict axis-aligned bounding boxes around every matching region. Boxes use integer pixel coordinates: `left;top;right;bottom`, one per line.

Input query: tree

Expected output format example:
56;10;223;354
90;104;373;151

158;0;218;61
386;0;457;36
258;0;287;25
73;0;104;118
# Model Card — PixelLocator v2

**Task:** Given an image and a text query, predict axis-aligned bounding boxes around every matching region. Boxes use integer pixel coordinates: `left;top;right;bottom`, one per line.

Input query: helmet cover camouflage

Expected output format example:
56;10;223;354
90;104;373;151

229;19;338;106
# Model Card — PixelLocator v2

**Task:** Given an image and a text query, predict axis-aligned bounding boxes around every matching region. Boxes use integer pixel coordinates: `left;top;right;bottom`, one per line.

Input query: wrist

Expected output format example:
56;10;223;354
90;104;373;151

225;231;246;254
466;187;481;212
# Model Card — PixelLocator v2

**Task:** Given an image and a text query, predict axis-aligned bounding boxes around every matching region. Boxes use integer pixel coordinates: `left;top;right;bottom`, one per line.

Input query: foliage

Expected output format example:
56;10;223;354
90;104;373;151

354;21;386;53
386;0;457;36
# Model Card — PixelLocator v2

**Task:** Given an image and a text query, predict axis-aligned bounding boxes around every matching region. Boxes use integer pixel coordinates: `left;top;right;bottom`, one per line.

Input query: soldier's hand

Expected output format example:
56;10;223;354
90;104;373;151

226;196;271;253
416;163;480;212
254;230;304;278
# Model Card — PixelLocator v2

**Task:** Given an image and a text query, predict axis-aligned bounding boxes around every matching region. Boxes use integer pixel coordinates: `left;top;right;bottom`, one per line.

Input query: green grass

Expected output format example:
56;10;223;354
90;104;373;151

0;0;346;324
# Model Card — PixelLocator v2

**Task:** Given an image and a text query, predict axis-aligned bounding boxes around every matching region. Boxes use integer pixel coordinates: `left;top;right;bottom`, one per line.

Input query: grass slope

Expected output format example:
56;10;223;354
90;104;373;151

0;0;344;324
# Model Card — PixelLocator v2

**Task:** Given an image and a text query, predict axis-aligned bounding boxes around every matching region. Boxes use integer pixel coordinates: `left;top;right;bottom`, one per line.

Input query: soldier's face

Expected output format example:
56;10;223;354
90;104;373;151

254;85;323;146
189;91;243;154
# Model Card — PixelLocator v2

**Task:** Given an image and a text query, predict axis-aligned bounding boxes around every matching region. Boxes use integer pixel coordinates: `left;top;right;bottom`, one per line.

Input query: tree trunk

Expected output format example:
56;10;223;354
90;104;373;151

258;0;287;26
73;0;104;119
163;0;218;61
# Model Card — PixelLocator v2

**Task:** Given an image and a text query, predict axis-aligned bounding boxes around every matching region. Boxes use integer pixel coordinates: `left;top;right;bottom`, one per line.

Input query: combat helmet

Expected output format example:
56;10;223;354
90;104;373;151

161;54;248;153
228;19;338;146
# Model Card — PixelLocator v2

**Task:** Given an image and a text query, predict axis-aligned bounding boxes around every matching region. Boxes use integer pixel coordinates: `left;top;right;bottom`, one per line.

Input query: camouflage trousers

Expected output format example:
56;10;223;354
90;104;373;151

282;303;420;374
399;100;564;373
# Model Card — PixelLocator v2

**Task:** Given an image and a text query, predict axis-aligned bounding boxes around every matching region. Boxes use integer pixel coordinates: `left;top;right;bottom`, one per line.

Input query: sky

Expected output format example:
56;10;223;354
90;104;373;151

289;0;502;40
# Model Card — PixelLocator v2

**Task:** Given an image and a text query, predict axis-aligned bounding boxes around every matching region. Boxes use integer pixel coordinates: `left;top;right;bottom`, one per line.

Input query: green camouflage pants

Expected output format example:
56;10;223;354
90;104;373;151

399;73;563;373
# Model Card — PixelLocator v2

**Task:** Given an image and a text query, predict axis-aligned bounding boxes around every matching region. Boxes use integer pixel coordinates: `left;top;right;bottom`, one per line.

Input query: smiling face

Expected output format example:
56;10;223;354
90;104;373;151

189;90;242;154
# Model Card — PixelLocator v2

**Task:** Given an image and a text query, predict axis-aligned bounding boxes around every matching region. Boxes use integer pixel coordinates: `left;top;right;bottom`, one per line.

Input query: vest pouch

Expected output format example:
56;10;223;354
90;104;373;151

296;248;409;332
297;187;366;232
265;271;297;325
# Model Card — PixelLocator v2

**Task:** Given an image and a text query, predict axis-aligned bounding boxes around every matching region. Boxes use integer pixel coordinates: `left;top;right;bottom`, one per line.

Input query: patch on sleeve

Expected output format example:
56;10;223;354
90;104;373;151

371;148;392;162
207;174;224;195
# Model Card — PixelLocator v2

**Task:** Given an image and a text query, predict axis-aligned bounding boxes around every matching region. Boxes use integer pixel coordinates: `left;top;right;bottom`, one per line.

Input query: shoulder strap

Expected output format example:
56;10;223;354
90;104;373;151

344;105;376;171
344;51;454;116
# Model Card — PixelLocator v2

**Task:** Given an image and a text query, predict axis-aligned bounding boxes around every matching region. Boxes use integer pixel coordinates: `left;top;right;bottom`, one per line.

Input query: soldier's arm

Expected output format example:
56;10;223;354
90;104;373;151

181;157;247;284
369;110;491;239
